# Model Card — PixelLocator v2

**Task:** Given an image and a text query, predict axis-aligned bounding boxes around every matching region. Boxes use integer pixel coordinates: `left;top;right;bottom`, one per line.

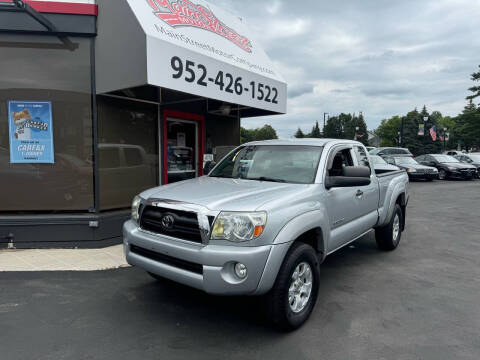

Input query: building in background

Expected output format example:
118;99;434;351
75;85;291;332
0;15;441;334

0;0;286;247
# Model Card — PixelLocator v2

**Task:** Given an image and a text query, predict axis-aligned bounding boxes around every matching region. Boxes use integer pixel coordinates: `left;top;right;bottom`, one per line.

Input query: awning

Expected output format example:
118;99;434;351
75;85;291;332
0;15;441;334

95;0;287;115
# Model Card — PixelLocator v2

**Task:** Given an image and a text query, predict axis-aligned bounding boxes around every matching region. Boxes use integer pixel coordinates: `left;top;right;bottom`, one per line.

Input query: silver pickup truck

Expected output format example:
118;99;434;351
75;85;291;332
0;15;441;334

123;139;409;329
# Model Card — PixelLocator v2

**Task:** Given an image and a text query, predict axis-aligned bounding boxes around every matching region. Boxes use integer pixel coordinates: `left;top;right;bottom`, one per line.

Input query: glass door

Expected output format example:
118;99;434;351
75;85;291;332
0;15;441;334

165;118;198;184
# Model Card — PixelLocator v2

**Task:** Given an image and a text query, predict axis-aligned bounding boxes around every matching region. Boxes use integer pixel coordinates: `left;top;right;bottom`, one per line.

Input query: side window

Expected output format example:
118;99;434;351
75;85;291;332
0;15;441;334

354;146;371;169
328;148;354;177
99;148;120;169
124;148;143;167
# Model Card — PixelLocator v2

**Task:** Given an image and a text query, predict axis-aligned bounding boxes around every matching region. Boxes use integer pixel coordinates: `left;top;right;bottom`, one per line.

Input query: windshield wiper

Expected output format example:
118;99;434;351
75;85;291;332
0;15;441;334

209;175;235;179
246;176;287;183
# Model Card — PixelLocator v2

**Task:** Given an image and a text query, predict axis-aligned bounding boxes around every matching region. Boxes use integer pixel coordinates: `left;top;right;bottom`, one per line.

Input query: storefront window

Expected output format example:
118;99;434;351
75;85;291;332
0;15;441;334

0;34;93;212
97;96;158;210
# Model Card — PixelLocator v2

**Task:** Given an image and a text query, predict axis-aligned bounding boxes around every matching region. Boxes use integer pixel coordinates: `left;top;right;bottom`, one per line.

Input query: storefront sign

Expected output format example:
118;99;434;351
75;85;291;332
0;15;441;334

8;101;54;163
125;0;287;114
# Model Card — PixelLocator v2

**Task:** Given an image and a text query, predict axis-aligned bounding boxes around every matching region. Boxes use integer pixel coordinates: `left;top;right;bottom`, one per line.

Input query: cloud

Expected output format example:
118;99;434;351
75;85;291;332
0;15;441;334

213;0;480;138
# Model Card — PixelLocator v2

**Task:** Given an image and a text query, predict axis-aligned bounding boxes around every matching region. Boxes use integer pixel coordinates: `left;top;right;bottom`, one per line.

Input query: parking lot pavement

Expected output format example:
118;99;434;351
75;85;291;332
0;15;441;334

1;180;480;360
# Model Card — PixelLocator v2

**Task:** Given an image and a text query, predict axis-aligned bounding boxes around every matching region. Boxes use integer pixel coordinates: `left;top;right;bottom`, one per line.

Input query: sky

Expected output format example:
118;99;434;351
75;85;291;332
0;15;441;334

212;0;480;138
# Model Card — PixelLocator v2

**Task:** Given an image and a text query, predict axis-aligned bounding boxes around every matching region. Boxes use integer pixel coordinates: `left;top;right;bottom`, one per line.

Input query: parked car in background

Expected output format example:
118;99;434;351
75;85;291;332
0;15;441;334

444;150;464;156
369;155;400;174
385;156;438;181
369;147;413;158
454;153;480;178
415;154;477;180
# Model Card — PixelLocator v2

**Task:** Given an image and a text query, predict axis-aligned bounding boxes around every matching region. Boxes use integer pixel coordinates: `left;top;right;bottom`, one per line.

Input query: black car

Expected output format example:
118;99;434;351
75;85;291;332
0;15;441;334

384;156;438;181
369;147;413;158
415;154;477;180
454;154;480;178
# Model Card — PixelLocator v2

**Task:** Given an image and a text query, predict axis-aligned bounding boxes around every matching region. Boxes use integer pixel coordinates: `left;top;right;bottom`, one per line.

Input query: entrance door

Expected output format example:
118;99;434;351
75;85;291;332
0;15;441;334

163;111;204;184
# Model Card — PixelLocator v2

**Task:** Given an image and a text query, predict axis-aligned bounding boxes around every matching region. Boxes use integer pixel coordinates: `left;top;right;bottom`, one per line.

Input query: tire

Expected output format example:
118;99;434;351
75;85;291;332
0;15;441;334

265;242;320;331
375;204;403;251
438;169;447;180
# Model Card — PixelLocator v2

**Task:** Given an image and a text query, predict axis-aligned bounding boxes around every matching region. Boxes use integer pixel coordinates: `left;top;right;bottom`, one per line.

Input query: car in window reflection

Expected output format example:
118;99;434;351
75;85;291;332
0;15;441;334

98;144;157;209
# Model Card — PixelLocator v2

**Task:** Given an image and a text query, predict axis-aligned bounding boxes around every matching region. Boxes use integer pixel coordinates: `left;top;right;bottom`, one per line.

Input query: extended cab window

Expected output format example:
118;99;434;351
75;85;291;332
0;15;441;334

210;145;323;184
327;148;354;177
354;146;371;168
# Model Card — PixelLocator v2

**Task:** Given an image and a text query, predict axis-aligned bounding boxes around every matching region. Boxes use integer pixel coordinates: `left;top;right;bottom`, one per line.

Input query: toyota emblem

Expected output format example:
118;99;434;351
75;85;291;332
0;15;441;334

161;214;175;229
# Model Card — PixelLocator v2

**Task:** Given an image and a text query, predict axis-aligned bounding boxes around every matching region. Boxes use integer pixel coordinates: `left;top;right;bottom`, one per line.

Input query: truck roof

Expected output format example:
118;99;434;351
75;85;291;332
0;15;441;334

243;138;363;147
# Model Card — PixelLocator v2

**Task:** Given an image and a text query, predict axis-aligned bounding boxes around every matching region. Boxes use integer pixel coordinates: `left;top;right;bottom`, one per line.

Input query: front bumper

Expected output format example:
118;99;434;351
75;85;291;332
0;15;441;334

123;220;289;295
448;170;476;179
408;172;438;180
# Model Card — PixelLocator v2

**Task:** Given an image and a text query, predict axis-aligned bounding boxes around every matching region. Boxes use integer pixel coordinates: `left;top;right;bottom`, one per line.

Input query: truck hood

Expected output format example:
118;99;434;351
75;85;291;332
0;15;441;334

140;176;308;211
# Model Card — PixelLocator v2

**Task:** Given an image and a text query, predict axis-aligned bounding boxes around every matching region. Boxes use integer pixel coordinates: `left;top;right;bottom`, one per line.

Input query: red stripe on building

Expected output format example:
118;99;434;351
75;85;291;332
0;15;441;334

0;0;98;16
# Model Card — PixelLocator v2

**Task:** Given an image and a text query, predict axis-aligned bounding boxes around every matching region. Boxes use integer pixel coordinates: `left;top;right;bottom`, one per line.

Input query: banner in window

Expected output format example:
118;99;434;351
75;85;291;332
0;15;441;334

8;101;54;163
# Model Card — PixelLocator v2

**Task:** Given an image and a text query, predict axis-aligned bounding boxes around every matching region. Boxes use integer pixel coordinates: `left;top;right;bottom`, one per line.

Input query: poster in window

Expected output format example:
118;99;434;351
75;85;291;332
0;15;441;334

8;101;54;163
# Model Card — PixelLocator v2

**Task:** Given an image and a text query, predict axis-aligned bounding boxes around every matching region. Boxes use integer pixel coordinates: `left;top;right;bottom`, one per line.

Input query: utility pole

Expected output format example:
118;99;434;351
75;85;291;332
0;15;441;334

323;112;329;134
400;117;405;147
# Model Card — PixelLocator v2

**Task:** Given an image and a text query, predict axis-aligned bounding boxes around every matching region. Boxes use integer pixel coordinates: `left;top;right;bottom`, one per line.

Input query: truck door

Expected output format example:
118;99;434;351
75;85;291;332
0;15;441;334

325;146;378;253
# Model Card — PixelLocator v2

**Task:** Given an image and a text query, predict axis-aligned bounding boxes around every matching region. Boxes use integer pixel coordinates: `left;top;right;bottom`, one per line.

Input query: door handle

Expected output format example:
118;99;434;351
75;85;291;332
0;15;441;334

355;190;363;198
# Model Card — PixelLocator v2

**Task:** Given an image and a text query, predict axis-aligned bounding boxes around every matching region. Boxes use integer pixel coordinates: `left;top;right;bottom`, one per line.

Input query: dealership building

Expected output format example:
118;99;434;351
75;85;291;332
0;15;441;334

0;0;286;247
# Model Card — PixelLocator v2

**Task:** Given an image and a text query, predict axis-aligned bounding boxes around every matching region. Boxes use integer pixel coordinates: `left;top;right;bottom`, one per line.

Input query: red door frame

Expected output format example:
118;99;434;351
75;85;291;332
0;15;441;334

163;110;205;184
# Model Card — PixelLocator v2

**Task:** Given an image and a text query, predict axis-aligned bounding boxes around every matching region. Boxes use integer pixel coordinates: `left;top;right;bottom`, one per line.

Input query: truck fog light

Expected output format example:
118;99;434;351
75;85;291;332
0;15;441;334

234;262;247;279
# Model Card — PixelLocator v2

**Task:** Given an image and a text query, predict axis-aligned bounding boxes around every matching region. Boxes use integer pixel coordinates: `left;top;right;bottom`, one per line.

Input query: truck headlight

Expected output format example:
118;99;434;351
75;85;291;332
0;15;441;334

131;195;142;223
211;212;267;242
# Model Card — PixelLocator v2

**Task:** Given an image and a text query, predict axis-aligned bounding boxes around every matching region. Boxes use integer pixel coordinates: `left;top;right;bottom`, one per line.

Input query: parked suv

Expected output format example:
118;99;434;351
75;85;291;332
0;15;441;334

415;154;477;180
369;147;413;158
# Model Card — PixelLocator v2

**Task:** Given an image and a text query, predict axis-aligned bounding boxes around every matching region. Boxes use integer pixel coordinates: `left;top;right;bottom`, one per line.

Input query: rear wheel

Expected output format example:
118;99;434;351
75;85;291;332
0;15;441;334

265;242;320;331
375;204;403;251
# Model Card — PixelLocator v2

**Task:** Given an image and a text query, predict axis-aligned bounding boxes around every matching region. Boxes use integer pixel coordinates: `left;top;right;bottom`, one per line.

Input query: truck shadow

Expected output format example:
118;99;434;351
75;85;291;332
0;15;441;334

126;232;381;335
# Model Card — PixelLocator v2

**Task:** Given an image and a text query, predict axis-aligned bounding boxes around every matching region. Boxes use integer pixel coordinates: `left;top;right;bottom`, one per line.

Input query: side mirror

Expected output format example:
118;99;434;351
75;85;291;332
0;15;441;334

203;161;216;174
325;166;371;189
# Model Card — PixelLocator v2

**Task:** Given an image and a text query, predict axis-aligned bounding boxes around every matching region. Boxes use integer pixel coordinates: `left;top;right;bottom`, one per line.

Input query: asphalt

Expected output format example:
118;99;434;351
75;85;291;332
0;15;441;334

1;180;480;360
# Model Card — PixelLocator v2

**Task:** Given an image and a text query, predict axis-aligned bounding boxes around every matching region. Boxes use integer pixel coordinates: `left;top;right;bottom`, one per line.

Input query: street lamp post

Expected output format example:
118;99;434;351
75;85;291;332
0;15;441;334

397;131;401;147
323;112;329;135
443;128;447;152
423;116;428;154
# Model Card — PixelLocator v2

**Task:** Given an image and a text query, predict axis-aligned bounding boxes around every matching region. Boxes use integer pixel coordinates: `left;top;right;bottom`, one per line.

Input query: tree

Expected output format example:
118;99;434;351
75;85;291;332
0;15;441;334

310;121;322;138
376;116;402;147
294;127;305;138
466;64;480;103
455;100;480;150
240;124;278;144
323;115;344;138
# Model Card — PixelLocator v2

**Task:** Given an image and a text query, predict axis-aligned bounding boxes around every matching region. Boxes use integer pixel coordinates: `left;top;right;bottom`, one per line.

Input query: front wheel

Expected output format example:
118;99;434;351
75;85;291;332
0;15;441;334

438;169;447;180
265;242;320;331
375;204;403;251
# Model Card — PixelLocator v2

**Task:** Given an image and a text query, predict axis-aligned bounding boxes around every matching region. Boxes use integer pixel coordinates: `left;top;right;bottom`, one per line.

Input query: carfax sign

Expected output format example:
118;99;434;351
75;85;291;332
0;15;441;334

8;101;54;164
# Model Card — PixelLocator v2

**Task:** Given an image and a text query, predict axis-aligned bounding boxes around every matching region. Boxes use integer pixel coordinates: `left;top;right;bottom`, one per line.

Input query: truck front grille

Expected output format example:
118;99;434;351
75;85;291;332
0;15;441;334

130;244;203;275
140;206;203;243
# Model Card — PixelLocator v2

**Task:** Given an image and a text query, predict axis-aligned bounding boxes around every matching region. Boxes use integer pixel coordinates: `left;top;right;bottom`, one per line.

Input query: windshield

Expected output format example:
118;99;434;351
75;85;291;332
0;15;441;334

370;155;387;165
432;155;459;163
210;145;323;184
394;157;418;165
